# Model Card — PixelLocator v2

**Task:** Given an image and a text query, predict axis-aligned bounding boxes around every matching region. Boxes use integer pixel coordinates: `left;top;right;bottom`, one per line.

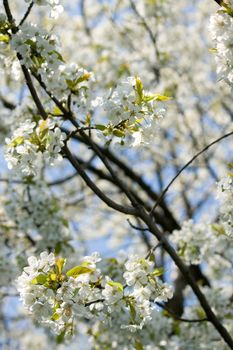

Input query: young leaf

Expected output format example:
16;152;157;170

153;94;171;101
53;106;63;116
31;274;47;285
152;267;164;277
56;330;66;344
9;136;24;147
107;281;123;292
0;34;9;43
129;301;136;321
113;129;125;138
95;124;106;131
135;340;144;350
51;312;61;321
55;258;66;275
135;77;144;103
66;265;94;278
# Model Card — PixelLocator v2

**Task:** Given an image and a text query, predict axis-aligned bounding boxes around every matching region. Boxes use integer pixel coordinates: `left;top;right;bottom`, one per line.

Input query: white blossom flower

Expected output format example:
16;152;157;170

100;77;167;146
171;220;213;265
24;0;63;19
16;251;173;339
4;118;66;176
217;175;233;238
102;279;124;305
209;8;233;88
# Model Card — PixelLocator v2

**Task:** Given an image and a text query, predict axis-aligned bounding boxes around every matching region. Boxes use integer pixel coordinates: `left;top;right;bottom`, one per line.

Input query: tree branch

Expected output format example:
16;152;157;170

63;145;138;216
19;1;34;27
150;130;233;216
138;208;233;349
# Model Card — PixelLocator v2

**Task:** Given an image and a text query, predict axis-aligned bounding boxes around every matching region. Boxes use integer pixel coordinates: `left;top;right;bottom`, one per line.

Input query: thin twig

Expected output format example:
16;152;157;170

63;145;138;216
19;1;34;27
150;130;233;216
127;218;149;232
155;302;208;323
138;207;233;348
145;242;162;259
20;65;48;120
47;172;79;186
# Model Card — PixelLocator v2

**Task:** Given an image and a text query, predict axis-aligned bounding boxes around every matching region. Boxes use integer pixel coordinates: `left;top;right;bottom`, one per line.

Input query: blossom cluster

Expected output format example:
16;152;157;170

9;22;94;104
99;76;167;146
24;0;63;19
17;252;173;340
5;118;66;176
171;220;214;265
0;235;17;288
5;17;168;150
10;22;62;74
44;62;94;103
209;4;233;88
172;174;233;265
217;174;233;238
5;181;71;252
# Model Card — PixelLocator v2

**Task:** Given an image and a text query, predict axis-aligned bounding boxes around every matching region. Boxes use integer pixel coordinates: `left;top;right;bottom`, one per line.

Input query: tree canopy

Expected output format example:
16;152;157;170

0;0;233;349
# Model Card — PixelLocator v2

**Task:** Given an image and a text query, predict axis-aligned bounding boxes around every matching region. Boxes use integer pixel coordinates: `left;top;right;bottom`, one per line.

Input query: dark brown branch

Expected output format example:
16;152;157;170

138;208;233;349
63;145;138;216
4;1;231;344
3;0;14;24
71;153;178;233
0;95;15;110
3;1;48;120
64;129;180;230
156;302;208;323
20;65;47;120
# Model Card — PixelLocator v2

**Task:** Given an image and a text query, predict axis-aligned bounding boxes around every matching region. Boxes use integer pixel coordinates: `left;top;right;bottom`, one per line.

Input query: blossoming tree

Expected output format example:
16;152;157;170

0;0;233;349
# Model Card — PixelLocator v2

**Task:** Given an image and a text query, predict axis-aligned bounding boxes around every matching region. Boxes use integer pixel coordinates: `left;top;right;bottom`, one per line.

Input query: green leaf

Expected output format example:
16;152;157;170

129;301;136;321
135;77;144;103
134;340;144;350
49;50;65;62
143;94;156;102
39;119;48;132
153;93;171;101
65;73;91;91
31;273;47;285
53;106;62;116
51;312;61;321
151;267;164;277
211;223;226;236
178;243;187;257
55;258;66;275
9;136;24;147
113;129;125;138
208;48;218;53
107;281;123;292
56;330;66;344
66;79;76;90
25;39;37;49
221;3;233;17
0;34;9;43
50;273;58;281
195;307;206;320
172;320;181;335
74;72;91;85
86;113;91;126
95;124;106;131
62;218;69;228
66;265;94;278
